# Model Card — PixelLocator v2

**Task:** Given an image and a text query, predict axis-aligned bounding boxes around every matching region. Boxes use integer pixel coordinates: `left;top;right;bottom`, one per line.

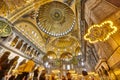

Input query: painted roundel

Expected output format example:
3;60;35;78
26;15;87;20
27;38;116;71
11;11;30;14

36;1;75;36
0;17;12;37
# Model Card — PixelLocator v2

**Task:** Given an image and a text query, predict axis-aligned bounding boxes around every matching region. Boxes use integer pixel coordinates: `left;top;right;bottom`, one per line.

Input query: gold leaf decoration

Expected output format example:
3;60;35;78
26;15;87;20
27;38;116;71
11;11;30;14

60;52;73;61
36;1;75;36
46;51;57;60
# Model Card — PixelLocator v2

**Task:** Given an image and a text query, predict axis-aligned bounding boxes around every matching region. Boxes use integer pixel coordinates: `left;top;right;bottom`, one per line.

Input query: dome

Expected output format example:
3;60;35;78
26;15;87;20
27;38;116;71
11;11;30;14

36;1;75;36
60;52;73;61
46;51;57;60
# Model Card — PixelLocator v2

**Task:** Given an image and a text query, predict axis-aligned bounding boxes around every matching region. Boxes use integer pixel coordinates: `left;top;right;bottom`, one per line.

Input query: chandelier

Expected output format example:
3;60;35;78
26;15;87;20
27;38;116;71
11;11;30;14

84;21;117;43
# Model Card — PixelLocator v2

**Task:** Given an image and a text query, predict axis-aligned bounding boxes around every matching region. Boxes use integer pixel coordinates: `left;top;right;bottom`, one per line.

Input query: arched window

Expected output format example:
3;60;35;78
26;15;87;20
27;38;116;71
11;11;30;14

16;40;24;49
10;36;19;47
21;43;27;52
14;20;45;51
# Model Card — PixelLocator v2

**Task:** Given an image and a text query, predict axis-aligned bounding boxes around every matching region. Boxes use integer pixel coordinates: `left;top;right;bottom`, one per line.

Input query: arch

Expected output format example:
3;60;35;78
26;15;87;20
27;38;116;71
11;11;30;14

0;51;10;64
21;43;28;52
19;59;26;65
16;40;24;49
99;69;103;76
75;46;82;56
101;66;109;76
14;20;45;50
0;51;11;72
10;36;19;47
42;55;48;62
25;46;31;55
30;48;34;56
8;56;19;70
60;52;73;61
46;36;80;56
46;51;57;60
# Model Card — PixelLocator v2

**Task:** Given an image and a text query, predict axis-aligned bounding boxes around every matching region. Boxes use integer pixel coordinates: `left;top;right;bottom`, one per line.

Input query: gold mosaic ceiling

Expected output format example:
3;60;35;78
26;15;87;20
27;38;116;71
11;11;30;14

36;1;75;36
0;0;52;18
46;51;57;60
0;0;81;61
60;52;73;61
46;36;80;56
51;36;77;48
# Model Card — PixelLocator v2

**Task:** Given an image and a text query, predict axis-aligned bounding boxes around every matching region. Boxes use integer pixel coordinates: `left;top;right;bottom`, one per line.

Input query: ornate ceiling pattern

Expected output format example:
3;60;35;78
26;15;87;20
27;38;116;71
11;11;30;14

14;20;45;51
0;0;51;19
46;51;57;60
0;0;33;17
0;0;119;74
60;52;73;62
36;1;75;36
46;36;80;56
0;0;95;71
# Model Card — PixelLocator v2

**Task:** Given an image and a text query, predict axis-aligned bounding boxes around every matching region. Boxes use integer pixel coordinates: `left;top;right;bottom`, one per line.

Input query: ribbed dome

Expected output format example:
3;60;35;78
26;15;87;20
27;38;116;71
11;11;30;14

36;1;75;36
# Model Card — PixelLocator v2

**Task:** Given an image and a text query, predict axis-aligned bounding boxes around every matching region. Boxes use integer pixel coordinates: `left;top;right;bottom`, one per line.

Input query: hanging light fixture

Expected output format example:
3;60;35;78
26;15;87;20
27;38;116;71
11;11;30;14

84;21;117;43
36;1;75;37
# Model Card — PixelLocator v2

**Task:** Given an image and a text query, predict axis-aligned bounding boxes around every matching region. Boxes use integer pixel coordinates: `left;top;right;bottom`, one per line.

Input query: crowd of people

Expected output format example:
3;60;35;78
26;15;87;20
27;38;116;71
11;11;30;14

0;68;97;80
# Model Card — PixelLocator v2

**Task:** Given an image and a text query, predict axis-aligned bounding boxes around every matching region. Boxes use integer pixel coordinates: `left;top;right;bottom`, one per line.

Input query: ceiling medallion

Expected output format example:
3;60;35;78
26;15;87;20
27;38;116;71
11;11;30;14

84;21;117;43
36;1;75;37
0;17;12;37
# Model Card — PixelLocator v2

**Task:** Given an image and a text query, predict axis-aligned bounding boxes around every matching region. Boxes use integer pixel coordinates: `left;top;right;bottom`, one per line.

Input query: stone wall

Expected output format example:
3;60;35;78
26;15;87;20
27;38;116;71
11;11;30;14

85;0;120;69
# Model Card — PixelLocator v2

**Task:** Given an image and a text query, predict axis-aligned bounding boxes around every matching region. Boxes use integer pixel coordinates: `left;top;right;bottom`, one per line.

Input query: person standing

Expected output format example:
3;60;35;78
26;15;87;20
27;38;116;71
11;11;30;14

62;75;66;80
81;70;90;80
39;70;46;80
66;72;72;80
33;68;39;80
8;75;16;80
51;73;55;80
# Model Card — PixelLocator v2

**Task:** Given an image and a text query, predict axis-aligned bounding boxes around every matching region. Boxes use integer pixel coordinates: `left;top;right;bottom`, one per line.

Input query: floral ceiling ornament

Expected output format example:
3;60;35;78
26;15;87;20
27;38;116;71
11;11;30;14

84;21;117;43
36;1;75;36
